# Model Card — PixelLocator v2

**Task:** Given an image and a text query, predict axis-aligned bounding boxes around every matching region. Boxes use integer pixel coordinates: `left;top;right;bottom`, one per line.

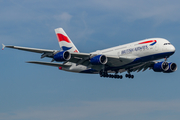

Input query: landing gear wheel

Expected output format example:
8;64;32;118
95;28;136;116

128;75;131;78
120;75;123;79
125;74;134;79
114;75;118;79
99;70;123;79
131;75;134;79
125;74;128;78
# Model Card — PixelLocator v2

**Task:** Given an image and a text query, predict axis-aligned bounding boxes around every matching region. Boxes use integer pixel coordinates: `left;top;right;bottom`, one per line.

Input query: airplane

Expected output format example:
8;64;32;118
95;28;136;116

2;28;177;79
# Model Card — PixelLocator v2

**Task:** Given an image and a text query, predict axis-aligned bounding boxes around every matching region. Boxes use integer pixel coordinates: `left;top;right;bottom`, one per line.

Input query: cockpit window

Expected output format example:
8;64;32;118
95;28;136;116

164;43;171;45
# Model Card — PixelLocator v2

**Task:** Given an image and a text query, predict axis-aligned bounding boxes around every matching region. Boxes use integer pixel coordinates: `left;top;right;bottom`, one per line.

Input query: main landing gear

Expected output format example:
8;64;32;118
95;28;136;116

99;71;134;79
125;70;134;79
100;72;123;79
99;71;123;79
99;70;134;79
125;74;134;79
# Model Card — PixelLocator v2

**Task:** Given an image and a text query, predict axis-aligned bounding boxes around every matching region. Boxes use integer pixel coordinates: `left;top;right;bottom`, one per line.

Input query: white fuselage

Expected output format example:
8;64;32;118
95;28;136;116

62;38;175;73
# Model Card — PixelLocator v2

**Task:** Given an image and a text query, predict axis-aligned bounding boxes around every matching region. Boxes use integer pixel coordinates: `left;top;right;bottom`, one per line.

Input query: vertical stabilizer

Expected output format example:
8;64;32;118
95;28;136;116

55;28;79;53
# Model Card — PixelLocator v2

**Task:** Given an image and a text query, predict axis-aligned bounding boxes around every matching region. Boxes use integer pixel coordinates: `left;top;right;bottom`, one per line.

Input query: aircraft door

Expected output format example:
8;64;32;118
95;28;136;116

155;45;158;51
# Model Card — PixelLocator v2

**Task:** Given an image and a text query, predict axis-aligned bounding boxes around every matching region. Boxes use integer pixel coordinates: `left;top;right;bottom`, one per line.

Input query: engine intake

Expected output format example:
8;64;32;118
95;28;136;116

90;55;108;65
163;62;177;73
153;61;169;72
53;51;71;62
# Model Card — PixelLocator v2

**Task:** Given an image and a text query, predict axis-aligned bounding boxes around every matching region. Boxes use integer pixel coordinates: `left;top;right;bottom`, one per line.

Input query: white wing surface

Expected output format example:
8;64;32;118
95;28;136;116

3;45;55;53
27;61;71;67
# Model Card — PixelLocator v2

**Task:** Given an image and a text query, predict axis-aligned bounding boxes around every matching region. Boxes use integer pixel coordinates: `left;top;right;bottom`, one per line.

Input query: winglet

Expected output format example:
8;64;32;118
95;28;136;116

2;44;5;50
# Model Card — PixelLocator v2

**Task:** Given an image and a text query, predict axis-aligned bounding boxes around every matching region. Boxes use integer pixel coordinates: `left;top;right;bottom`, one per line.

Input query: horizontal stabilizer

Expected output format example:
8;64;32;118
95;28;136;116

27;61;71;67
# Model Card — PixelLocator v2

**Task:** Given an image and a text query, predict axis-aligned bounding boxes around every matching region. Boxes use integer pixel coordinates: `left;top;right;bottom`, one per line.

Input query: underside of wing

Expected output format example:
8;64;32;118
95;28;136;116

129;61;155;72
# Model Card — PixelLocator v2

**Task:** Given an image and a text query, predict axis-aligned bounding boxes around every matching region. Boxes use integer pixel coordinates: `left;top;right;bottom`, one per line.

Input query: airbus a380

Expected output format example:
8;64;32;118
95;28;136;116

2;28;177;79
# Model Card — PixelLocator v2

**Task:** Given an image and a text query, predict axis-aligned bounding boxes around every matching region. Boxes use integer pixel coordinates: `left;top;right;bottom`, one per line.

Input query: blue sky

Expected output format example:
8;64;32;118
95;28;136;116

0;0;180;120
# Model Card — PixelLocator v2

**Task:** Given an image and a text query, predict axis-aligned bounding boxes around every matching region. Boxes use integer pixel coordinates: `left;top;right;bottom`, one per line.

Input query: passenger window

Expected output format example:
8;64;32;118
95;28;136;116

164;43;171;45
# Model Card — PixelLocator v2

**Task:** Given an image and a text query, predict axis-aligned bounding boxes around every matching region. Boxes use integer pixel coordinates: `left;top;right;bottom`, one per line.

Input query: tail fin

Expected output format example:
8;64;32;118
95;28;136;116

55;28;79;53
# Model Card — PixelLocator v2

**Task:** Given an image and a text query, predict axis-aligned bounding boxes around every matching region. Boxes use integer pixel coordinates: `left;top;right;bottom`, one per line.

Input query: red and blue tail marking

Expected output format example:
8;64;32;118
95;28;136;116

56;33;72;51
61;46;72;51
55;28;79;53
57;33;71;43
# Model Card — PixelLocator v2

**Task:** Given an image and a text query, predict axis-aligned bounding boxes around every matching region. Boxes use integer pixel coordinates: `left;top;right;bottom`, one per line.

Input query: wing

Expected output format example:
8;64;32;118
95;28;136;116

2;44;135;70
3;44;55;53
27;61;71;68
2;44;58;58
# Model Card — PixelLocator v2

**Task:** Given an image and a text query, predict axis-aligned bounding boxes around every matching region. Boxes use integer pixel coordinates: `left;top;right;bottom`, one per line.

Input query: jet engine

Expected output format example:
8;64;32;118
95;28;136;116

53;51;71;62
153;61;169;72
163;62;177;73
90;55;108;65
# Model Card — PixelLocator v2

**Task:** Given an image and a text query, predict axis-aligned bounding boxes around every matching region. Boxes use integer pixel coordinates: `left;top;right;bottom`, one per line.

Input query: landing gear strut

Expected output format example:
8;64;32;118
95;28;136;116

125;70;134;79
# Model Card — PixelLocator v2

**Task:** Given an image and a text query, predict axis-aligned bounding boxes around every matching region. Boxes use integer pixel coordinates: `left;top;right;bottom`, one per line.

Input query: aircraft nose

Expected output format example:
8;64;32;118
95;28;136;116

169;45;176;53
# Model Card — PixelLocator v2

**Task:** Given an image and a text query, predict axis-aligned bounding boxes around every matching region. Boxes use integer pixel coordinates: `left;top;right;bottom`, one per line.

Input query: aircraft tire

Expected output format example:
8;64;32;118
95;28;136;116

131;75;134;79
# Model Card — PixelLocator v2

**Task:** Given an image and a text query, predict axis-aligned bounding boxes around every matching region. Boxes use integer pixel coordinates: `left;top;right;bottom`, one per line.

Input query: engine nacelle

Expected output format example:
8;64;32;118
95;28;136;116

53;51;71;62
163;62;177;73
153;61;169;72
90;55;108;65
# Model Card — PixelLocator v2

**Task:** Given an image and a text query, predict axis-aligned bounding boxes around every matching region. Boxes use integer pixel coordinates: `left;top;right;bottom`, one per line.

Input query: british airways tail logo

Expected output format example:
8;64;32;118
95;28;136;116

57;33;71;43
61;46;72;51
139;40;157;46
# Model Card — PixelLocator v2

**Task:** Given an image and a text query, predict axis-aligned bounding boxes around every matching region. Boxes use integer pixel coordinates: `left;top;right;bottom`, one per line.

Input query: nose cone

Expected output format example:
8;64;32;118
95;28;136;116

168;45;176;54
170;45;175;52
